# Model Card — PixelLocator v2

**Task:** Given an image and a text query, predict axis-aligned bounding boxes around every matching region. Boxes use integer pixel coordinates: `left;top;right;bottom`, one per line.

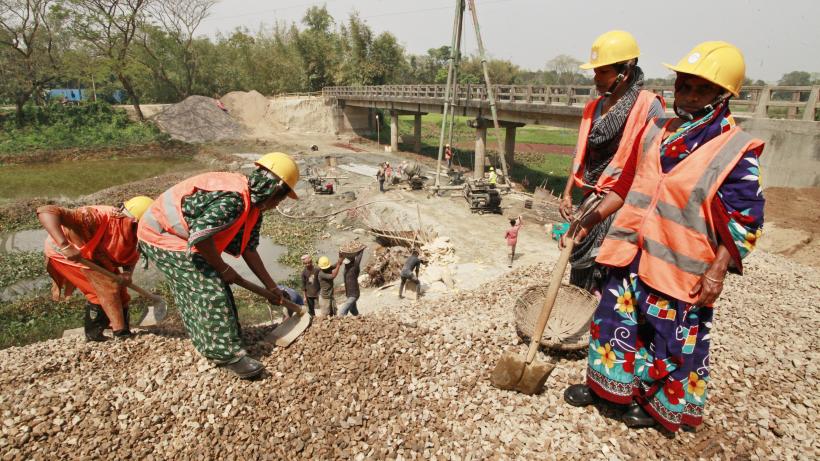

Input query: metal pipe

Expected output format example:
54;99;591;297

467;0;510;183
435;0;465;188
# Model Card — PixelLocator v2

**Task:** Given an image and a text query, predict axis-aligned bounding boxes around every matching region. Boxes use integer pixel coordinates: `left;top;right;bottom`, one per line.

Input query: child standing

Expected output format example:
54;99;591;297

505;215;522;267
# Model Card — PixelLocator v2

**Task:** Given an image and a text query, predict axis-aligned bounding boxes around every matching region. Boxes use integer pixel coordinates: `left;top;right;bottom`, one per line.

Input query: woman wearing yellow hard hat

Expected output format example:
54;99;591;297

38;196;153;341
560;30;665;295
138;152;301;379
564;42;766;432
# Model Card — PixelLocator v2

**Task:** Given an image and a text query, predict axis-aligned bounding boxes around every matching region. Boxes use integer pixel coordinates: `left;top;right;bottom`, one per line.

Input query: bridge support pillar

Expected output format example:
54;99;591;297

390;110;399;152
504;126;517;168
474;124;487;180
413;114;422;153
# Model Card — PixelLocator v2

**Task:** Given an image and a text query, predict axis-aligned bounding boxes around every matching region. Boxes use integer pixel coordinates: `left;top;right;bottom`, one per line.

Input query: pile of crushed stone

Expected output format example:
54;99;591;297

0;251;816;459
154;95;244;143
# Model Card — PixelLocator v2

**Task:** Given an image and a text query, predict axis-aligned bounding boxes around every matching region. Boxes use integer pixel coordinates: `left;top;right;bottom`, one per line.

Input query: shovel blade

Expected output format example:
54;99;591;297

136;298;168;327
516;360;555;395
490;352;527;390
490;352;555;395
264;313;311;347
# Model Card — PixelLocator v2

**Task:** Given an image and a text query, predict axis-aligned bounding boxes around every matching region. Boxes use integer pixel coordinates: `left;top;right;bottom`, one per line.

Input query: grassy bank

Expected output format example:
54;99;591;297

0;102;165;157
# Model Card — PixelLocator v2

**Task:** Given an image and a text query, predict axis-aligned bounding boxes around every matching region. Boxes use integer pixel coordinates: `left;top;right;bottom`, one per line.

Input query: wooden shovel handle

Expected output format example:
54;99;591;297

232;278;305;315
77;257;158;300
525;238;575;363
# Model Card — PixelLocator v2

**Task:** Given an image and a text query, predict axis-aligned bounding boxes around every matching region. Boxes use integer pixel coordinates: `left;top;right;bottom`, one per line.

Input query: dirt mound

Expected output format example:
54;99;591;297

267;96;336;134
220;91;286;137
155;95;244;143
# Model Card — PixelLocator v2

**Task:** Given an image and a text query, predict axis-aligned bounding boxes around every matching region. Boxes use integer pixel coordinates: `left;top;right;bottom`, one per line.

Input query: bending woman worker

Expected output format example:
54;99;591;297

39;196;153;341
560;30;664;294
563;42;765;432
138;152;300;380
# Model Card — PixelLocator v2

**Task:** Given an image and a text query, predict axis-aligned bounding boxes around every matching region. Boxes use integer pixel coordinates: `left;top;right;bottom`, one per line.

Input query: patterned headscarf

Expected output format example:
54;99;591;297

660;100;735;167
247;168;282;204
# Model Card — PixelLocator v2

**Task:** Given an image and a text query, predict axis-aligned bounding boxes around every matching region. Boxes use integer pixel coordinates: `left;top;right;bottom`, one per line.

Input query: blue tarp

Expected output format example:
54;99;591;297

47;89;85;102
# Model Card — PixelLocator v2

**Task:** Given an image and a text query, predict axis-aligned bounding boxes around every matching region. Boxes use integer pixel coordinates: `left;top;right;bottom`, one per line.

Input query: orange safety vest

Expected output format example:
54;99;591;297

43;205;139;267
571;90;664;193
595;118;764;303
137;172;259;255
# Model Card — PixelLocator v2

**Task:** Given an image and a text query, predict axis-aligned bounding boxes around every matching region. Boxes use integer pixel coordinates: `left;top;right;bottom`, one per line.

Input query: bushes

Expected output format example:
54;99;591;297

0;101;165;155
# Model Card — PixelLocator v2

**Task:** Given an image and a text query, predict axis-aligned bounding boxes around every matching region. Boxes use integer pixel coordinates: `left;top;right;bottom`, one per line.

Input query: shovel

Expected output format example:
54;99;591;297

232;278;312;348
78;257;167;327
489;235;575;395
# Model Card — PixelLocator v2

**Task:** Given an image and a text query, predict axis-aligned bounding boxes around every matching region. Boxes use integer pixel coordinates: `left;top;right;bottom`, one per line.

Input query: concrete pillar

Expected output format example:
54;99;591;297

474;124;487;180
504;126;516;168
390;110;399;152
413;113;422;153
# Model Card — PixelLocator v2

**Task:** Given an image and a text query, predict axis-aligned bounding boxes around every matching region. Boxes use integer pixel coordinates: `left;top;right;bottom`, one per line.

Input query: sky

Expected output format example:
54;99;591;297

197;0;820;82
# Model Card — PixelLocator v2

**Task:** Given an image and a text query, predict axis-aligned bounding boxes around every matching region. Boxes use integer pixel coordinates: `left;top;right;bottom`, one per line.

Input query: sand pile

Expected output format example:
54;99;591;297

267;96;336;134
154;95;244;143
220;91;285;137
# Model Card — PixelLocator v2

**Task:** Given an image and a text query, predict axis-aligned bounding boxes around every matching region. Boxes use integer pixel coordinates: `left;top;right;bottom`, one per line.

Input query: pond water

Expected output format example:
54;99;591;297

0;157;201;203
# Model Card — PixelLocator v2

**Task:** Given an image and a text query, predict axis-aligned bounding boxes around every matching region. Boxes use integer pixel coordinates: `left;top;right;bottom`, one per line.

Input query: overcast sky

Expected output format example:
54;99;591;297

198;0;820;82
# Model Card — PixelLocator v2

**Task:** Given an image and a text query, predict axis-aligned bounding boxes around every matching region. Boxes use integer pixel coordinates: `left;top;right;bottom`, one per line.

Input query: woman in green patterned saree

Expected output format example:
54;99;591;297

137;153;300;379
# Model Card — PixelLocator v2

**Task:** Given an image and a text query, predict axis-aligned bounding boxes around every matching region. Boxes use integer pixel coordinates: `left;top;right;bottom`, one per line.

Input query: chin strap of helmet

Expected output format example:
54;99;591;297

603;61;632;97
673;92;732;121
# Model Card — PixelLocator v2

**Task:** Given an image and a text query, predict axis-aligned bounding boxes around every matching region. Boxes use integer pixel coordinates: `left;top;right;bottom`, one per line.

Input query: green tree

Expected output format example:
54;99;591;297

295;5;336;91
778;71;812;86
70;0;152;120
0;0;66;124
546;54;585;85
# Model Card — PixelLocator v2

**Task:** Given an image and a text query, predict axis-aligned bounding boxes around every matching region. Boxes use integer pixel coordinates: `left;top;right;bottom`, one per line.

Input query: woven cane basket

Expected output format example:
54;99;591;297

514;284;598;351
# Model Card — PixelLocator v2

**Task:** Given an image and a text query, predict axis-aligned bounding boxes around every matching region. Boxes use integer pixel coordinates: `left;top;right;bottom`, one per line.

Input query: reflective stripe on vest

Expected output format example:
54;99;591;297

571;91;662;193
596;121;764;303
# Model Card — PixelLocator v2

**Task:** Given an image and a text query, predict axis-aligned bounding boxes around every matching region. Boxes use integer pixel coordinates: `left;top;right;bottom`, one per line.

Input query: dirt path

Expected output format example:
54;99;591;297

761;187;820;268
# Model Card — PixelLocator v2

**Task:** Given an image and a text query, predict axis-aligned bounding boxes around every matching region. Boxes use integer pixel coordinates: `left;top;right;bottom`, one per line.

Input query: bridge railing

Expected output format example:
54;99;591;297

323;84;820;121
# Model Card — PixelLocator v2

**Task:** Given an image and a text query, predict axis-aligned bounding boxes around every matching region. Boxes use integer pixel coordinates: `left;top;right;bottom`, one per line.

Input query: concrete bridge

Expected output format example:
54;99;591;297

324;84;820;188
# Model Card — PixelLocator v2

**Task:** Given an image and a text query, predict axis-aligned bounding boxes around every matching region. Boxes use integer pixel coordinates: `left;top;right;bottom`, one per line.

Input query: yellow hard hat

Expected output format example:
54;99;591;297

664;41;745;97
317;256;331;270
123;196;153;221
254;152;300;199
580;30;640;70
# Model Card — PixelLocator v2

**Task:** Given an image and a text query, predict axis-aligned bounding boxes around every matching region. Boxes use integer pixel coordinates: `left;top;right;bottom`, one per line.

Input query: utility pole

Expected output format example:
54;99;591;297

434;0;465;188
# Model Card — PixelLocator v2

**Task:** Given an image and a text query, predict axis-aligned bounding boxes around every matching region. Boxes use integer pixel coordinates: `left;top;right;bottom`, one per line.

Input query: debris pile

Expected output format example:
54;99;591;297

362;245;410;287
220;90;280;136
154;95;244;143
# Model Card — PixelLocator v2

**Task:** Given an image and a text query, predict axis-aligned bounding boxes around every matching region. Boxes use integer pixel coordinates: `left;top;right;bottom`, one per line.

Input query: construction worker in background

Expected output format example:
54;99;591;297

339;246;365;316
444;143;453;169
376;163;386;192
559;30;665;295
316;255;342;316
487;166;497;186
564;42;765;432
39;196;153;341
505;215;523;268
398;248;424;299
138;152;301;380
300;255;319;316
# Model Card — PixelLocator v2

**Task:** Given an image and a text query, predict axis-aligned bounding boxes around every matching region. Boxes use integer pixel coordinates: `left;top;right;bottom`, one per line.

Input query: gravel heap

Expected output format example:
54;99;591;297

154;95;244;143
0;251;817;459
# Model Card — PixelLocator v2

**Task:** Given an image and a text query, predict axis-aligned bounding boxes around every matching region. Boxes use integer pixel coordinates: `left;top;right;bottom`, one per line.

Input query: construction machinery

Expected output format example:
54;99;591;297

463;178;502;214
308;176;334;195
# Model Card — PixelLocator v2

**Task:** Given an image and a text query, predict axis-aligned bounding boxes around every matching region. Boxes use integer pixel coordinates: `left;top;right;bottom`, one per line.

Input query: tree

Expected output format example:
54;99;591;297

70;0;152;120
295;5;336;91
0;0;64;125
546;54;584;85
778;71;812;86
137;0;215;100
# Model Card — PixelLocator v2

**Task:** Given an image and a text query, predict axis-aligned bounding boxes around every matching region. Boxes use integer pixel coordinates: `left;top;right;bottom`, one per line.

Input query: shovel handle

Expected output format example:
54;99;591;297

232;278;305;315
525;238;575;363
77;257;159;301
